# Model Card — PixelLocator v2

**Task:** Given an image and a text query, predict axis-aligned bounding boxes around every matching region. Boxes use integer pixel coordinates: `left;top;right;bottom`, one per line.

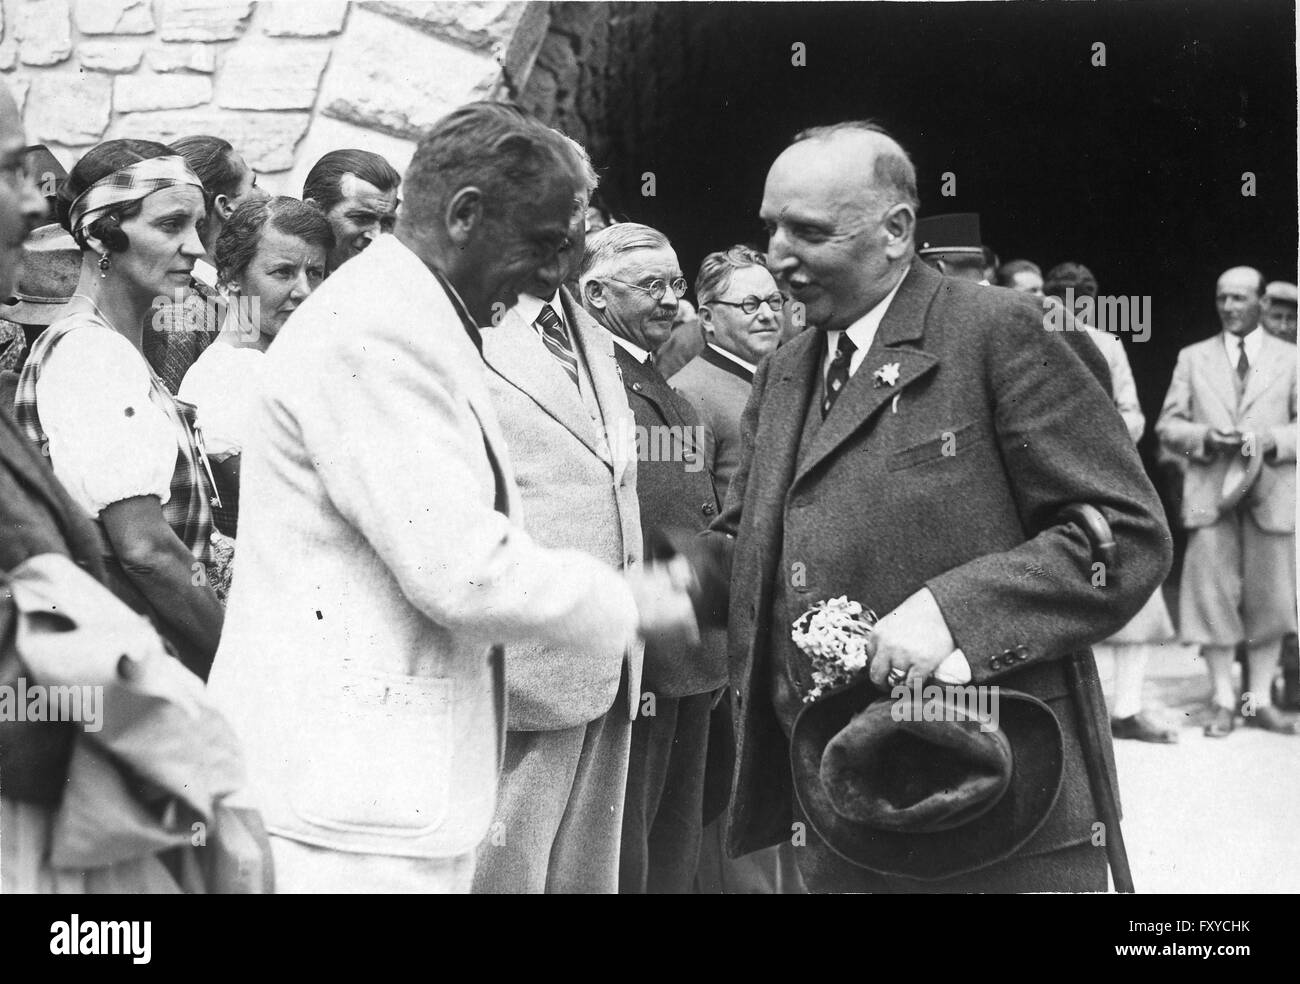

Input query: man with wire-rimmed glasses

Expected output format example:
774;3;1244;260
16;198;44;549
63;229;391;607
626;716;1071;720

581;222;729;893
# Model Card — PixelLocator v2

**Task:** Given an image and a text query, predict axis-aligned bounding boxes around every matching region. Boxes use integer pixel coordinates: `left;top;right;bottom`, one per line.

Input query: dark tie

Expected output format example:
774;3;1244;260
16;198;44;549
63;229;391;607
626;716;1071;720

1236;337;1250;381
822;332;857;418
536;304;580;389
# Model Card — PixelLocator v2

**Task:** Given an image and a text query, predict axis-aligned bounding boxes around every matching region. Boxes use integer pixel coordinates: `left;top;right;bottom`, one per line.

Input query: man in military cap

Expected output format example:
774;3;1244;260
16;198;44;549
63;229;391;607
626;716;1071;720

915;212;989;284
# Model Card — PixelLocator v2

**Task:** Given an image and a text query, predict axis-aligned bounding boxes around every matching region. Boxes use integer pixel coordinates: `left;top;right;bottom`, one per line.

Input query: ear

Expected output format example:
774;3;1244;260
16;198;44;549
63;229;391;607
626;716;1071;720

698;303;716;334
582;277;607;312
81;228;110;263
214;193;235;223
445;186;484;249
882;203;916;261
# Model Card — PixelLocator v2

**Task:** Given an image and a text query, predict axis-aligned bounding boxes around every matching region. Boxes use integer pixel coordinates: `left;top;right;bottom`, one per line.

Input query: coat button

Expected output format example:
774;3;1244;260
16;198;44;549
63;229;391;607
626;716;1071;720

702;501;716;516
631;382;643;392
1015;644;1029;660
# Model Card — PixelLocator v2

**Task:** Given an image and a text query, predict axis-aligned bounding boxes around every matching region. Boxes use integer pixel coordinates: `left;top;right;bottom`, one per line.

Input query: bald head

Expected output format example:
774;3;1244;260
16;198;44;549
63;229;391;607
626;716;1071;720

1216;265;1265;337
760;122;917;330
787;124;919;215
1218;266;1266;297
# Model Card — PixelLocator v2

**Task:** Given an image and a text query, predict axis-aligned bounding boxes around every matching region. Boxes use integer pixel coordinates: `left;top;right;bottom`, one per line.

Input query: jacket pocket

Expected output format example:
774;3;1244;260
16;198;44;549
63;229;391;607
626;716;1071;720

288;670;453;837
887;422;984;472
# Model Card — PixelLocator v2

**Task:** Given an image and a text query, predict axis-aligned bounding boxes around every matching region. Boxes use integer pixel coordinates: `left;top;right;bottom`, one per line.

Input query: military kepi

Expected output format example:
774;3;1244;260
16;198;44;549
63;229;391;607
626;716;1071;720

916;212;984;256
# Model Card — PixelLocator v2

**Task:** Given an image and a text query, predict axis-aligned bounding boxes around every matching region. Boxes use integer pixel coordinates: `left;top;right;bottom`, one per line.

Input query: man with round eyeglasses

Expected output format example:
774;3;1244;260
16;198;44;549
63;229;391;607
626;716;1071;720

671;245;783;503
671;245;808;895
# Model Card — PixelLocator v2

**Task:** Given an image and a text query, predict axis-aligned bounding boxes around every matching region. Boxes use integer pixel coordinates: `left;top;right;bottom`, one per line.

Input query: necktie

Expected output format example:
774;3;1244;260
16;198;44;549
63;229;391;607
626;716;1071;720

536;304;580;389
822;332;857;418
1236;338;1250;381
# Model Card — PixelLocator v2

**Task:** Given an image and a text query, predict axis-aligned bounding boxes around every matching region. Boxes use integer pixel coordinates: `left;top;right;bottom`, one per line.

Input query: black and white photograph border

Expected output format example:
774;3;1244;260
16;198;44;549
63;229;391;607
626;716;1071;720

0;0;1296;909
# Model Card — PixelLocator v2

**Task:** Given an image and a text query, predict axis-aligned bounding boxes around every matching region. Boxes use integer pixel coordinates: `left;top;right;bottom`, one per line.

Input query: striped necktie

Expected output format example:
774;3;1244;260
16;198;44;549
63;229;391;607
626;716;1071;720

536;304;580;389
822;332;857;418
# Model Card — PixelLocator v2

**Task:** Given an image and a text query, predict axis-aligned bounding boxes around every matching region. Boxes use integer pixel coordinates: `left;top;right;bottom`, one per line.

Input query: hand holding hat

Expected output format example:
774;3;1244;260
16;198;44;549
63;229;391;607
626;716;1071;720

867;586;971;688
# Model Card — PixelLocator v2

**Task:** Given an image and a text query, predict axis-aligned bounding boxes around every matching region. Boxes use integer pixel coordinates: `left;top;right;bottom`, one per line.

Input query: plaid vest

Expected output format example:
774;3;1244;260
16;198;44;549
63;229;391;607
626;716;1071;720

14;314;214;564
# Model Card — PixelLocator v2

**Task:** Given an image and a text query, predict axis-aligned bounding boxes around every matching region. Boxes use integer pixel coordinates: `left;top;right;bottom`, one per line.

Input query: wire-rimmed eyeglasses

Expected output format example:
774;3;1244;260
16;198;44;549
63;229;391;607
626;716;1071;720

601;276;689;301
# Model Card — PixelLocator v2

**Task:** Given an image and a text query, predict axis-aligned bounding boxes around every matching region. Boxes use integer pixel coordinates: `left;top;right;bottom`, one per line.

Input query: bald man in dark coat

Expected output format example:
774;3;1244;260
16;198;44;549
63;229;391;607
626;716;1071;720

710;122;1171;892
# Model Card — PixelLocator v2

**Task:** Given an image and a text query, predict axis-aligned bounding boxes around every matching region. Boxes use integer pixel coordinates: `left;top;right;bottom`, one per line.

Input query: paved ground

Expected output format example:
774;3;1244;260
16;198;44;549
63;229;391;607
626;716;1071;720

1095;641;1300;894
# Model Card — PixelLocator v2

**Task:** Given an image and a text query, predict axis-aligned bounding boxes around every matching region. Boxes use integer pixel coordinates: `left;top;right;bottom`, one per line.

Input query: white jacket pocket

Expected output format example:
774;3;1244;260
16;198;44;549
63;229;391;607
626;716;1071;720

288;670;452;837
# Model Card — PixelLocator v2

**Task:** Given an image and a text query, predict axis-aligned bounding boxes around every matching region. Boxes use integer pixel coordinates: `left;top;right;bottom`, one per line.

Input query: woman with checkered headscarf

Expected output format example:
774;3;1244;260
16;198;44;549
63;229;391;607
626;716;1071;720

14;139;224;681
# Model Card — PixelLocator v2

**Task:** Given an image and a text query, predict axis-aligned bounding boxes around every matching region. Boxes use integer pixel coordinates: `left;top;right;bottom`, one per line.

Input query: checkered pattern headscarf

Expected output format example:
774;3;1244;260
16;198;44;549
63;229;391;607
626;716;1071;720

68;155;203;242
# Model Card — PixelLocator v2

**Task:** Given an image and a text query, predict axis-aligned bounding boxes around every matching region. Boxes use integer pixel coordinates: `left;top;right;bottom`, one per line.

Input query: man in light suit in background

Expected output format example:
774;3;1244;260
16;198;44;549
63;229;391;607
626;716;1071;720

1157;266;1298;738
473;137;650;894
209;103;695;894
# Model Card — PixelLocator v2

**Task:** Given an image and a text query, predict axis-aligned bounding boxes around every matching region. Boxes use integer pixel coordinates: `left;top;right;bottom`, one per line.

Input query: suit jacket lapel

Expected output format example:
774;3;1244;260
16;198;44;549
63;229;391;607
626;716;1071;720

1197;336;1243;417
1238;333;1289;415
483;304;611;468
566;292;638;485
749;329;821;521
620;351;686;427
794;261;941;487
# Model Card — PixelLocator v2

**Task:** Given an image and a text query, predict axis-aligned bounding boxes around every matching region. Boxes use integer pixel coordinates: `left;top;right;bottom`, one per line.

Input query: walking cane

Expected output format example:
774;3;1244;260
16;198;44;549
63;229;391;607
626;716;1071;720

1055;503;1135;894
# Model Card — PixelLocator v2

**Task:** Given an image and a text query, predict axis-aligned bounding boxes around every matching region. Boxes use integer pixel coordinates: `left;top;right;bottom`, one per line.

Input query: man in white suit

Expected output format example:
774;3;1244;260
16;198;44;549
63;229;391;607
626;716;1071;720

473;138;649;894
1157;265;1298;738
208;103;696;893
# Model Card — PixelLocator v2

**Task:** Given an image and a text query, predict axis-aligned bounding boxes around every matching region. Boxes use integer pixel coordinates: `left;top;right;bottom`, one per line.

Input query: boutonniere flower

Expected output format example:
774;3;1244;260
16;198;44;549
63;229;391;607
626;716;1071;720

791;597;879;702
873;362;901;388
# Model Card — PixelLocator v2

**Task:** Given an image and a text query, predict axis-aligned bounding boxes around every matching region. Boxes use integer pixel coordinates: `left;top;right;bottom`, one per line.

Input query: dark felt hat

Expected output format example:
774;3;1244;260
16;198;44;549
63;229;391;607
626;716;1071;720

916;212;984;256
790;678;1064;881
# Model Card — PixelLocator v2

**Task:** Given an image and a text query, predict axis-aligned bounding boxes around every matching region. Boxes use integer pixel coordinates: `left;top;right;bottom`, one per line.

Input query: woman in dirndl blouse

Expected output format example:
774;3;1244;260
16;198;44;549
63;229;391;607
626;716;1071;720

15;139;224;680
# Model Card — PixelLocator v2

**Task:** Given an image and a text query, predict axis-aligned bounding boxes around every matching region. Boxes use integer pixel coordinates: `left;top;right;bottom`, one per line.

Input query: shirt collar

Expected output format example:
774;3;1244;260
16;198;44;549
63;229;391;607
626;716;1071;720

830;274;906;352
706;342;757;375
611;334;652;364
1223;325;1264;363
193;258;217;288
514;292;566;330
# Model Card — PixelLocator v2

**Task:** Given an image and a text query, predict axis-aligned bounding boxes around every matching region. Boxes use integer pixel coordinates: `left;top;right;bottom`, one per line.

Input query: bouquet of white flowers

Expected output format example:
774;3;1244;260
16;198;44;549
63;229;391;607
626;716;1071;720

791;596;878;702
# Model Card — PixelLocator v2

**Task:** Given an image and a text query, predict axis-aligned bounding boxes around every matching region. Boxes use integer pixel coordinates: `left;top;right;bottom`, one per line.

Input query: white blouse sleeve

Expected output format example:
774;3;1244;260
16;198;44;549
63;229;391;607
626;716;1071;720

178;345;257;460
36;322;178;517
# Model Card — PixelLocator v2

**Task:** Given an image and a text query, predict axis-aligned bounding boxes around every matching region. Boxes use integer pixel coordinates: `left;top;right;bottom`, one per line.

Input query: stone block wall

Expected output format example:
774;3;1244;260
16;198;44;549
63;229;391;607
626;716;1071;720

3;0;555;195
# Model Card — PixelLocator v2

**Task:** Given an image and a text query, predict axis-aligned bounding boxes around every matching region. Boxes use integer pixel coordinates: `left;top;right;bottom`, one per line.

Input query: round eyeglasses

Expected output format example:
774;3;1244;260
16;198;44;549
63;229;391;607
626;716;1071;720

602;276;689;301
710;294;786;315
